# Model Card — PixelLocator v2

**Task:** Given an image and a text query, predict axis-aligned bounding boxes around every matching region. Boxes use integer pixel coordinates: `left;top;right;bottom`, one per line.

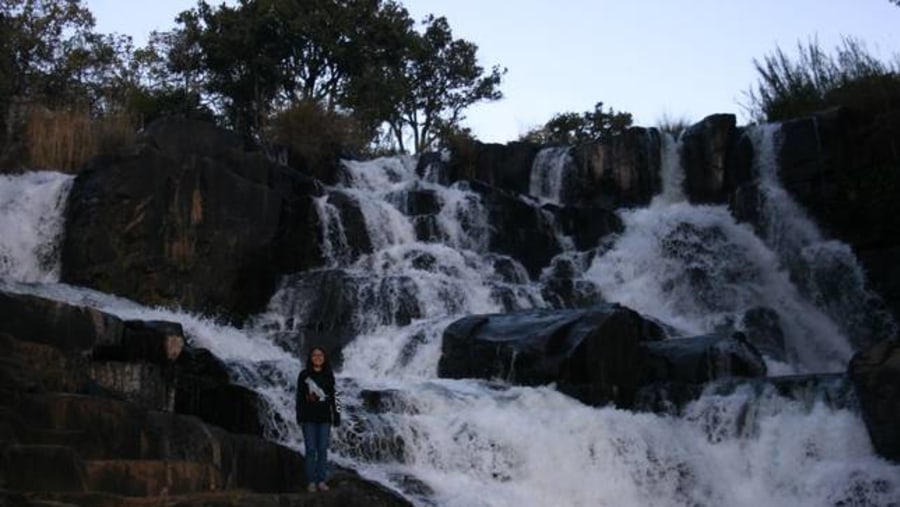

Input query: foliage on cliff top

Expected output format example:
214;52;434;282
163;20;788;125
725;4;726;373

1;0;505;173
520;102;633;145
745;37;900;122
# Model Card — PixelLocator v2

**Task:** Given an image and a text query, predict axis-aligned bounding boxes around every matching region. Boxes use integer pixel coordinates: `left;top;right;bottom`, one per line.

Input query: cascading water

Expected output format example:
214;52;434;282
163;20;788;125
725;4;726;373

2;129;898;506
0;171;73;283
529;146;573;205
752;124;897;351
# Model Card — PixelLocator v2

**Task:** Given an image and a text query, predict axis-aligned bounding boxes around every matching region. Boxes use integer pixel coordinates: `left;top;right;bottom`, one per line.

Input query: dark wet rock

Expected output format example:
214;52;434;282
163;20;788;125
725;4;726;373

740;307;787;361
849;339;900;462
62;118;325;323
640;332;767;385
173;346;265;436
464;180;564;279
267;269;422;362
447;141;542;196
570;126;662;208
539;253;603;310
681;114;740;204
438;304;665;408
324;190;374;259
636;373;854;416
548;204;623;251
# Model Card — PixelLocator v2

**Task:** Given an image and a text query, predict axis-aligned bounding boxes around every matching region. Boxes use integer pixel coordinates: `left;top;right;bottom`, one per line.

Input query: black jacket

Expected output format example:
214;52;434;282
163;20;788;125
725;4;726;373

295;368;340;426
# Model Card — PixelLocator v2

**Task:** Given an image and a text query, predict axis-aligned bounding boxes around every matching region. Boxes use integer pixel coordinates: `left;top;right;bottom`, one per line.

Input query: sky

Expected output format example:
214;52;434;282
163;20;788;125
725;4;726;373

84;0;900;143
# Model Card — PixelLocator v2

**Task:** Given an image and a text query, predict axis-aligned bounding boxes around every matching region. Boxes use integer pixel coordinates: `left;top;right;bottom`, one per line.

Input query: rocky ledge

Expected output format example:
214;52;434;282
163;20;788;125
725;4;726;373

0;289;412;506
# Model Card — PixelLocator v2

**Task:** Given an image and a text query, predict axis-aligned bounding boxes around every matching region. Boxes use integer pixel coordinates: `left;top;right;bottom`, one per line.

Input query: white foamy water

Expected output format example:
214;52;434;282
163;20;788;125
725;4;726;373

529;147;573;205
649;133;685;207
584;202;852;372
0;171;74;283
2;142;898;507
751;124;897;348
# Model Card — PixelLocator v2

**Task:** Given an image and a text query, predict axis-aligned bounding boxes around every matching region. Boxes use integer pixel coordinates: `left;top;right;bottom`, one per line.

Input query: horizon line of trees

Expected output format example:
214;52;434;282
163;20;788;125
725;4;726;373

0;0;507;169
2;0;898;172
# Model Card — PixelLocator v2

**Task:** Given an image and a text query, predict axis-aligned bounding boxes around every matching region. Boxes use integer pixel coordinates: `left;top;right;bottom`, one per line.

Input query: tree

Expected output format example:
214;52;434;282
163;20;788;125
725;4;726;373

522;102;633;145
1;0;97;102
169;0;412;138
354;14;505;153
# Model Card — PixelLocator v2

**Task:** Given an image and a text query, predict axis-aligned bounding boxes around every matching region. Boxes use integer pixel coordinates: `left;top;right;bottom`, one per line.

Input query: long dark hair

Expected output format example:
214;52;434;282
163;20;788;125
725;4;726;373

305;346;334;375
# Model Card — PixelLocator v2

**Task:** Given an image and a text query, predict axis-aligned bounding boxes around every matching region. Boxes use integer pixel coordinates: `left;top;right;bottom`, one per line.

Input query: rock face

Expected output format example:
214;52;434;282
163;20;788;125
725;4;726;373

849;339;900;462
0;290;413;506
438;305;666;408
439;130;663;209
445;141;542;194
570;126;663;208
62;118;325;322
680;114;741;204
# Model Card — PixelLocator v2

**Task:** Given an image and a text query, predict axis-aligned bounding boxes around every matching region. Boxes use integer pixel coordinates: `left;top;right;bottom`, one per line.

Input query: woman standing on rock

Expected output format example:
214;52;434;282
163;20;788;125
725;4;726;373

295;346;341;492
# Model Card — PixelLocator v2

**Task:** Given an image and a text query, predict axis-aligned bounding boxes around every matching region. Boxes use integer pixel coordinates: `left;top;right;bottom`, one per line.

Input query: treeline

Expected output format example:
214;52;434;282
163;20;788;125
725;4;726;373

0;0;505;171
2;0;897;173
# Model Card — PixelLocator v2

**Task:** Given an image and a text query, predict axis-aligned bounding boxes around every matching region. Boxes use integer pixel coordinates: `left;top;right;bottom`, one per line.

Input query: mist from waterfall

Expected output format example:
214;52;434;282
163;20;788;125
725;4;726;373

1;131;898;507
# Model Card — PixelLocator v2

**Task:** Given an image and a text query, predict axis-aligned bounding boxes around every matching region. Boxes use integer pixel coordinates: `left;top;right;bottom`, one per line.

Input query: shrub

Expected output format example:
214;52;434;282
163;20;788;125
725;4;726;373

520;101;633;145
655;113;692;138
745;37;900;122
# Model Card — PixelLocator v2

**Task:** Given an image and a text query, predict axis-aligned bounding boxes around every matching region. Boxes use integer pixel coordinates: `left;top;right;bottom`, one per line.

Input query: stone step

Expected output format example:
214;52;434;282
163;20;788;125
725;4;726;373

1;445;87;493
22;429;98;457
83;459;219;497
6;393;307;493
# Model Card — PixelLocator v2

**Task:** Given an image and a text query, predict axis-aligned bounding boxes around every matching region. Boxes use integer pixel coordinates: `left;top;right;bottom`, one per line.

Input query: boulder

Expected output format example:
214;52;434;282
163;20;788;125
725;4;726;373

438;305;665;408
849;339;900;462
62;118;326;322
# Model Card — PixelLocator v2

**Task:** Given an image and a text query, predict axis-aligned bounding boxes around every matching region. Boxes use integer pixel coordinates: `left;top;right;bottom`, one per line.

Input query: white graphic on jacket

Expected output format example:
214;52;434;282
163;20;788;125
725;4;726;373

305;377;328;402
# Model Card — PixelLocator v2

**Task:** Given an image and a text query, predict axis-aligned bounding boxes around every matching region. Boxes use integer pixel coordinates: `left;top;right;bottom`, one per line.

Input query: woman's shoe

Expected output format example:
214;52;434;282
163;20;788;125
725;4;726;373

318;482;330;491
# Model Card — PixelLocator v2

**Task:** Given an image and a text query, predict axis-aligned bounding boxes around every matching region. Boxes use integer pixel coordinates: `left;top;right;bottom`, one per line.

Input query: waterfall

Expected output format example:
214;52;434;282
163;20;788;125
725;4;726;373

751;124;897;350
0;171;74;283
313;195;351;267
529;147;573;205
650;133;685;207
2;134;898;507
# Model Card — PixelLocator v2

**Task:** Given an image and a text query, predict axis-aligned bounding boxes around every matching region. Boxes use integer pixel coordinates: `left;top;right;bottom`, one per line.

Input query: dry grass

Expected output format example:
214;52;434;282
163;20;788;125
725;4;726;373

267;100;371;182
24;106;137;172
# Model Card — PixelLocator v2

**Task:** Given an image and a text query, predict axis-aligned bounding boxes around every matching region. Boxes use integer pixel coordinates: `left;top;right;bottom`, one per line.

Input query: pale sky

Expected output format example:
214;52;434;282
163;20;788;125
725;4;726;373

85;0;900;142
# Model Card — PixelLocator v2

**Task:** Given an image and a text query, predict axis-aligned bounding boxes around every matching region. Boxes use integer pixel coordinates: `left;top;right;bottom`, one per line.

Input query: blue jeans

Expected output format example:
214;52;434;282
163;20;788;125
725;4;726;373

302;422;331;484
